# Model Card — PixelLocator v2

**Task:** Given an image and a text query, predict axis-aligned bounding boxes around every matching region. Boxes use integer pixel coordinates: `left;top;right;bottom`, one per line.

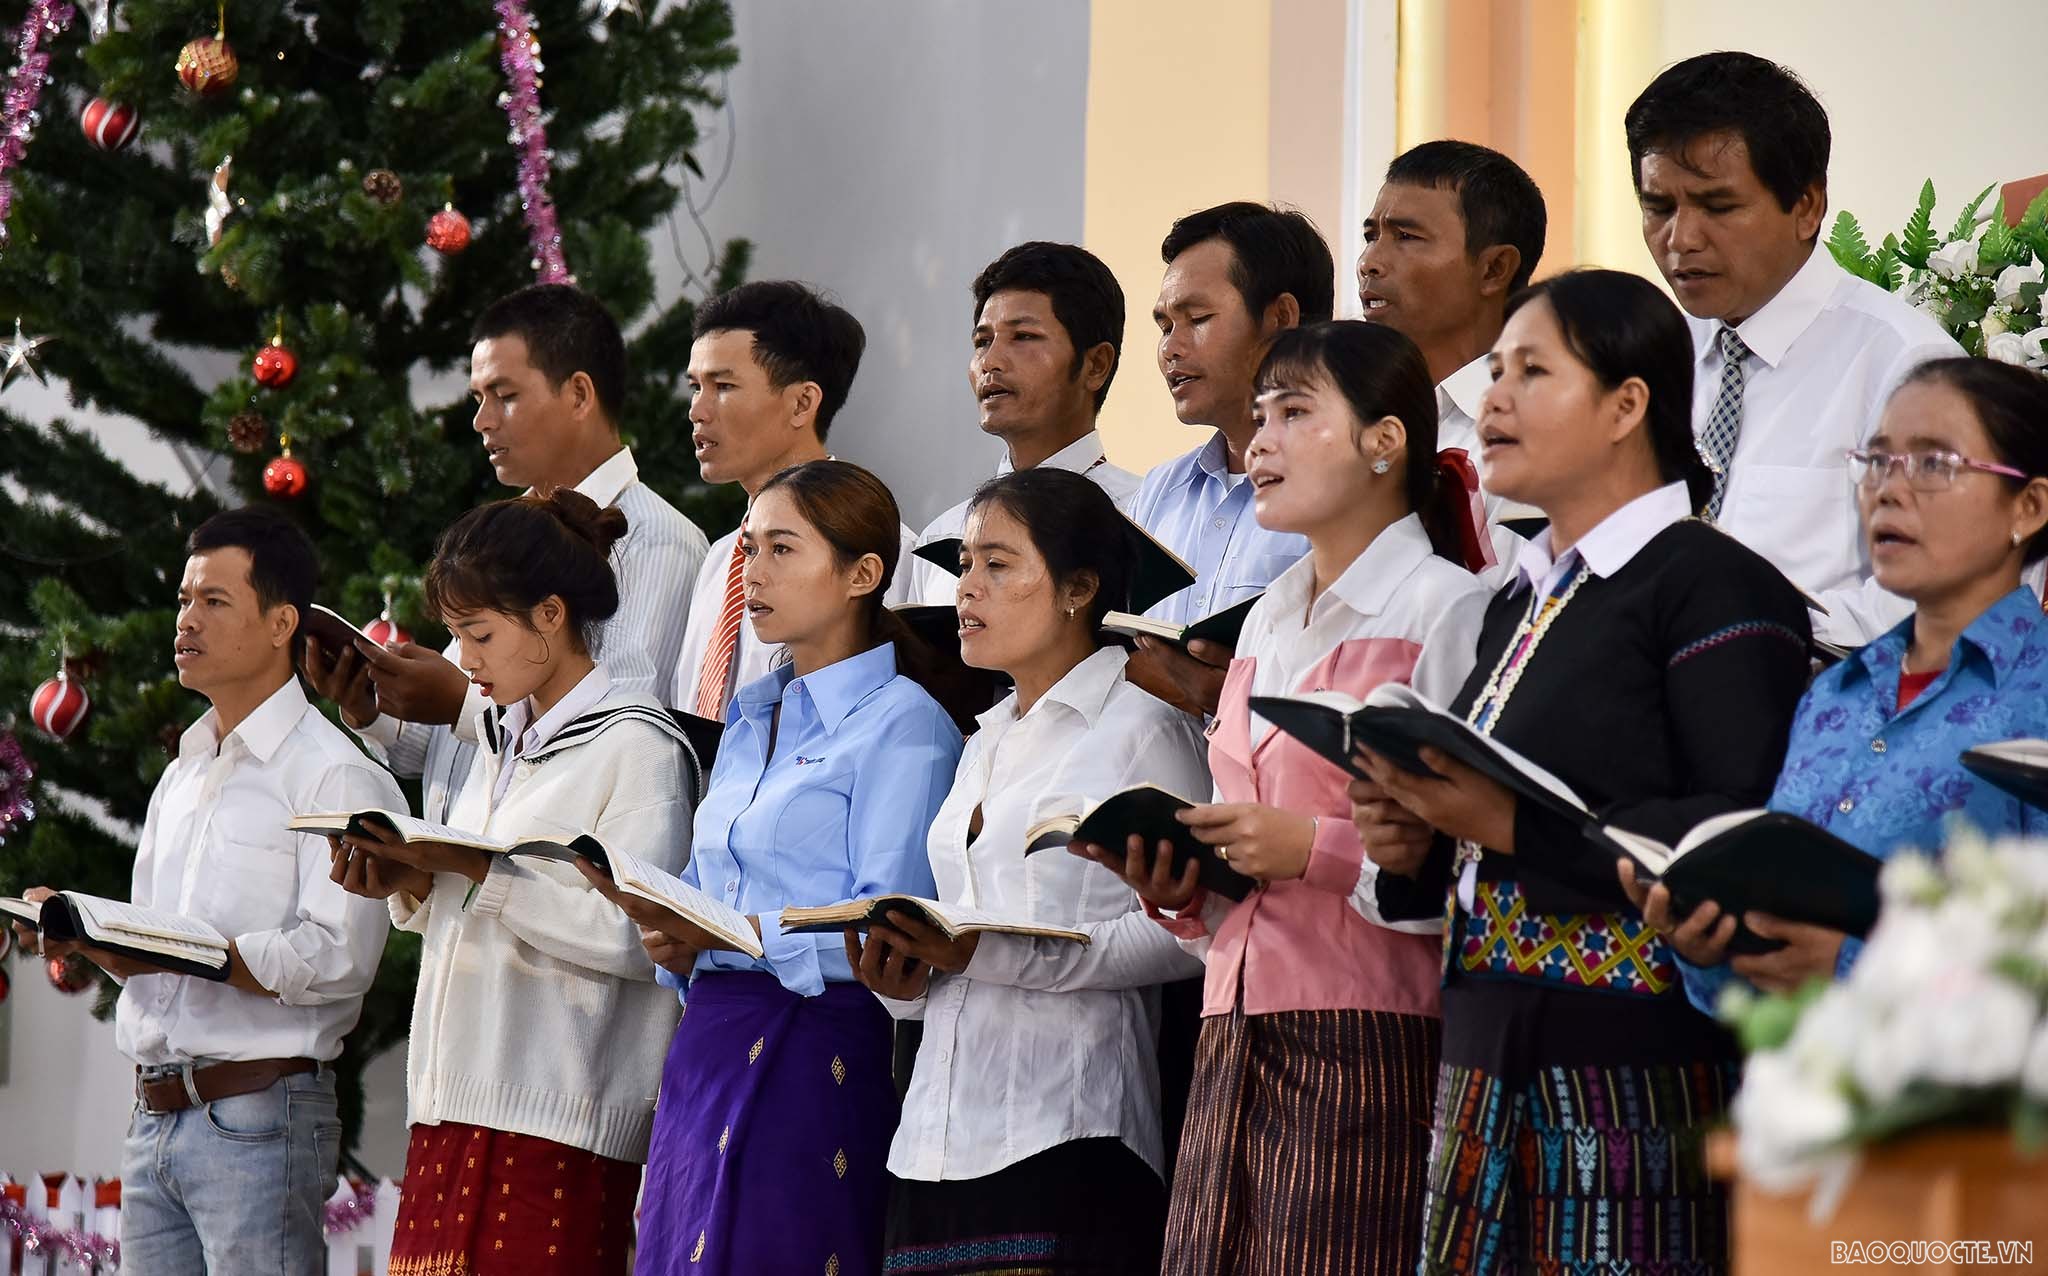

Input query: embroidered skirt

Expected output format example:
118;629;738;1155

634;971;899;1276
883;1136;1166;1275
387;1122;640;1276
1161;1005;1440;1276
1417;1059;1739;1276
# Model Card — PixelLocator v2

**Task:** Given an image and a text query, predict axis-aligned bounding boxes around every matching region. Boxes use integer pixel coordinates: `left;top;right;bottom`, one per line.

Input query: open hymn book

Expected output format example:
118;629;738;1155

1250;684;1881;953
779;897;1088;945
1022;784;1256;902
288;809;762;958
0;892;232;980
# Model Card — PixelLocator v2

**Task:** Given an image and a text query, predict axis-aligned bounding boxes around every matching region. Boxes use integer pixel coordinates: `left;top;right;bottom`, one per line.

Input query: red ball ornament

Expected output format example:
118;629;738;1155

262;454;309;499
80;97;140;152
30;670;90;741
47;952;94;995
176;34;239;97
426;206;471;255
363;613;411;647
252;340;298;389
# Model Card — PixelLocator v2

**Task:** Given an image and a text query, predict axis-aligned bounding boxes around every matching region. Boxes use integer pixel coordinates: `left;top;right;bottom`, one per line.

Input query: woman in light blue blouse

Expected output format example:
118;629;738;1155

591;461;966;1276
1625;358;2048;1010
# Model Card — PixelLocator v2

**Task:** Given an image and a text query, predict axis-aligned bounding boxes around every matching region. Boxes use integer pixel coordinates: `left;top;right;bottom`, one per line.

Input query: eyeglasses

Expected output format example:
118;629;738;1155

1844;448;2029;492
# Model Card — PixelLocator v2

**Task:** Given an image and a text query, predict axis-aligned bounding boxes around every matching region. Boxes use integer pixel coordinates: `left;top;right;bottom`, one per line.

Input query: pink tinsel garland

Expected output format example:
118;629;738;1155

0;0;76;253
0;728;34;843
493;0;570;283
0;1182;378;1266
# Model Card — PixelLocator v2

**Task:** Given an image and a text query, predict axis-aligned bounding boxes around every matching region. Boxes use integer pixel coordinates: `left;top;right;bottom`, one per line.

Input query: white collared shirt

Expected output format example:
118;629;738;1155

889;646;1212;1182
1437;354;1532;589
356;446;706;821
489;665;612;803
1511;480;1694;598
1692;244;1959;645
115;678;404;1065
916;429;1140;545
670;519;934;719
1245;514;1491;746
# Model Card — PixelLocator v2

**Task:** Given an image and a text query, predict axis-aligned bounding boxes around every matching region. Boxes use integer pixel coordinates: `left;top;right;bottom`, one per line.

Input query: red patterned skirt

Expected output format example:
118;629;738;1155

388;1122;642;1276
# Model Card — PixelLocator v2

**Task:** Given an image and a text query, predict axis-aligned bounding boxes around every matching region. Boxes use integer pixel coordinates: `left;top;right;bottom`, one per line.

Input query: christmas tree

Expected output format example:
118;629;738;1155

0;0;748;1153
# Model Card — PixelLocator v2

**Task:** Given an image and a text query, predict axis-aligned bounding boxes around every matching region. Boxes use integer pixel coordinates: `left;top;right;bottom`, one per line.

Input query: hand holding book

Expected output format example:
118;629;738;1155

1617;860;1848;991
1349;742;1519;855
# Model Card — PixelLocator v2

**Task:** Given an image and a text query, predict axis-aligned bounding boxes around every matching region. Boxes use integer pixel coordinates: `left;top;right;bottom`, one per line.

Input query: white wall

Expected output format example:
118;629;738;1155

669;0;1093;527
0;961;138;1184
1649;3;2048;254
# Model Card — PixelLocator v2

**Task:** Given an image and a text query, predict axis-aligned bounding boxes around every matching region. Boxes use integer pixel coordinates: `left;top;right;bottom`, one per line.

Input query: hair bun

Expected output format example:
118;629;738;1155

541;487;629;559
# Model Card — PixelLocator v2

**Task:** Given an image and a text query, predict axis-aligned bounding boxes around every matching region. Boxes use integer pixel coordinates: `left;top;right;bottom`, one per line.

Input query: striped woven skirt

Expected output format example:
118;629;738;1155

1417;1059;1739;1275
1161;1006;1441;1276
633;972;899;1276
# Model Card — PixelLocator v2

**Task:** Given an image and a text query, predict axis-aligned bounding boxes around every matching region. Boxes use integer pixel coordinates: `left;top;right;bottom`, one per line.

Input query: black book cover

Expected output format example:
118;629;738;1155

37;896;232;982
1028;786;1256;902
1961;744;2048;811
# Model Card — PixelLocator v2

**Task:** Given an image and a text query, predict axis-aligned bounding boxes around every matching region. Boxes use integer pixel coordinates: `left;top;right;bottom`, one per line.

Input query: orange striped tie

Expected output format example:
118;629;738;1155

693;535;747;718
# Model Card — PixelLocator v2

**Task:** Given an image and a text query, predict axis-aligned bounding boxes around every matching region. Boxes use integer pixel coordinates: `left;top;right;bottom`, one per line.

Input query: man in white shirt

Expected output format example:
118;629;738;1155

1126;202;1330;716
302;284;707;821
1627;52;1960;646
912;242;1141;595
1358;140;1548;580
15;508;404;1274
672;280;934;718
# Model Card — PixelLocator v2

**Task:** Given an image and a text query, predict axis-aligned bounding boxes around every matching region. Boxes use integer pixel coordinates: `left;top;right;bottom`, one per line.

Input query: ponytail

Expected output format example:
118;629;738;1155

423;488;626;650
755;460;987;729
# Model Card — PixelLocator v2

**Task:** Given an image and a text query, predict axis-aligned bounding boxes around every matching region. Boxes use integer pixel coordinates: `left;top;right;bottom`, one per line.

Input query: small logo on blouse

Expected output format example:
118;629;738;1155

793;755;827;766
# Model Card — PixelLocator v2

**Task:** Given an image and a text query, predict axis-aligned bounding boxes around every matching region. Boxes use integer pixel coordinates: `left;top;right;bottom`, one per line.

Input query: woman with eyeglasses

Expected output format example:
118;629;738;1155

1625;356;2048;1010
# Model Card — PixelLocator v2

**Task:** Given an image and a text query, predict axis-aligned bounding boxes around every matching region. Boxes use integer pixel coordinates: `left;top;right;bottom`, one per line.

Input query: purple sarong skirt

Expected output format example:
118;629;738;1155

634;971;898;1276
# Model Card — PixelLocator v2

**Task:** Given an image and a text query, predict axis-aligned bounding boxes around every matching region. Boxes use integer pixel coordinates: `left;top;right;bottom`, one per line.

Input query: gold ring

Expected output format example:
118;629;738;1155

1215;845;1231;861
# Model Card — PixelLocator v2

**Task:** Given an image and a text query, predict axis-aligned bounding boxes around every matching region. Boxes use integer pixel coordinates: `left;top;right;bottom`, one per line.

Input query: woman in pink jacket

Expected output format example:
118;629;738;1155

1084;321;1489;1276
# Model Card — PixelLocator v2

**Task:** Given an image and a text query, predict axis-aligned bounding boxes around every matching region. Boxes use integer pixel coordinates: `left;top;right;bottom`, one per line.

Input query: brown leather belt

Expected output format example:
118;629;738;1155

135;1058;318;1115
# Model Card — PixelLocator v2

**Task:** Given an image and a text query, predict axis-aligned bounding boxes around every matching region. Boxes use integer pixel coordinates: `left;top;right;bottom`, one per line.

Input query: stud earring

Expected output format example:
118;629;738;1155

2014;529;2025;547
1371;458;1391;475
1066;607;1077;620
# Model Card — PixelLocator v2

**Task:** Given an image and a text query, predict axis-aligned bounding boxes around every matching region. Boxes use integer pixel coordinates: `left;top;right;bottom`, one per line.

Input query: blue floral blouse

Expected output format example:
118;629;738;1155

1680;585;2048;1013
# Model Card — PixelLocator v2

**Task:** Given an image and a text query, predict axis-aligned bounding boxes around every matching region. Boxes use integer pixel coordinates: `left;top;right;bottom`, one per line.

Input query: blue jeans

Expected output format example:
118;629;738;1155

120;1068;342;1275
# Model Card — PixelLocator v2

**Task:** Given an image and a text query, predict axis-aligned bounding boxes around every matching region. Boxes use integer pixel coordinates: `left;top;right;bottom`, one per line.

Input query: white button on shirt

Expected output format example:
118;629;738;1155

888;646;1212;1182
1693;244;1959;646
115;677;405;1066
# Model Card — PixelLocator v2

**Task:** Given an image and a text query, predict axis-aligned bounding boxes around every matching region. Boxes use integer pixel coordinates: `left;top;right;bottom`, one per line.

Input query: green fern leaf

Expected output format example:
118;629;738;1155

1950;182;1999;242
1826;211;1877;281
1899;179;1938;269
1876;234;1904;291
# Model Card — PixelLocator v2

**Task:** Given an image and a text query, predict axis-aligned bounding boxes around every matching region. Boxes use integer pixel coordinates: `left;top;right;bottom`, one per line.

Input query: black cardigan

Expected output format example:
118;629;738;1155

1381;518;1812;1075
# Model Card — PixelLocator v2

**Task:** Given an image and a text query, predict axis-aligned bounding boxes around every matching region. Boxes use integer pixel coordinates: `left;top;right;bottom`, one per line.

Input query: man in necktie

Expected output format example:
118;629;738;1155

672;281;938;719
1628;51;1957;646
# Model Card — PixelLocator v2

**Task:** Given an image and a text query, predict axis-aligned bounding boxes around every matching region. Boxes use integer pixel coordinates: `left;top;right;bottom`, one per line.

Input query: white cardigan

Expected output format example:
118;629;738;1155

391;685;694;1163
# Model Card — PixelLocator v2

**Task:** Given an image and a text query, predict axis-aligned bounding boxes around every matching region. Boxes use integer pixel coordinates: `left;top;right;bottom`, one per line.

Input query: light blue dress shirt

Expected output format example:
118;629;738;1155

660;641;964;1000
1678;585;2048;1013
1129;430;1309;625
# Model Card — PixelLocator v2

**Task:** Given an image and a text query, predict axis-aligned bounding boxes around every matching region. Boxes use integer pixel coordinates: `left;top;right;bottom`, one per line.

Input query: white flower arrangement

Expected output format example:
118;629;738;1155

1829;181;2048;370
1726;829;2048;1202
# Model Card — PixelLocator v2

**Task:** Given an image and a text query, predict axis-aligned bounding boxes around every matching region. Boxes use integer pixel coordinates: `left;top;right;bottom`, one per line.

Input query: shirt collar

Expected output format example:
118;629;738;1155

1695;242;1841;370
1033;645;1129;727
1513;481;1691;592
739;640;900;734
536;446;638;507
1437;353;1492;424
1850;584;2044;690
1192;430;1232;482
499;664;614;757
1264;513;1434;622
995;430;1108;478
184;676;309;764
